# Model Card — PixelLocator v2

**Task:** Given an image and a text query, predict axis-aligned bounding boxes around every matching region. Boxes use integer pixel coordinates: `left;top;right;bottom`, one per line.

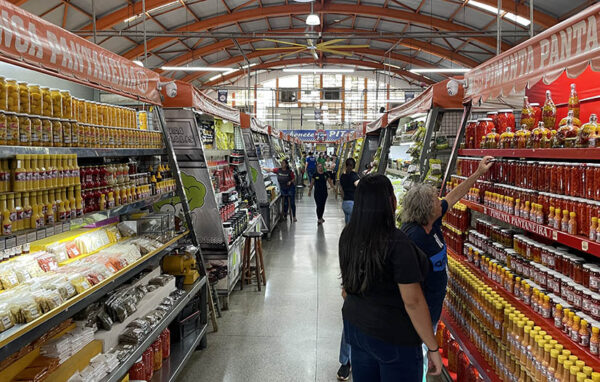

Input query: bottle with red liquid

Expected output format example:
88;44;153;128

568;83;580;119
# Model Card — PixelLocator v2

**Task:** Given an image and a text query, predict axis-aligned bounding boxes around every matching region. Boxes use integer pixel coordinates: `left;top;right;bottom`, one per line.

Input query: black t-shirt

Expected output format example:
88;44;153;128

341;229;430;346
339;172;360;201
276;168;294;190
312;172;329;194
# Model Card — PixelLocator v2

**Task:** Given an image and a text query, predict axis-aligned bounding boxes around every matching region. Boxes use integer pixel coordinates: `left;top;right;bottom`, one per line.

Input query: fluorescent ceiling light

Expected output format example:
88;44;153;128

283;68;354;73
124;0;180;23
132;60;144;67
162;66;234;71
409;68;470;73
241;63;257;69
306;14;320;26
299;99;343;103
383;63;403;70
469;0;531;26
263;119;284;122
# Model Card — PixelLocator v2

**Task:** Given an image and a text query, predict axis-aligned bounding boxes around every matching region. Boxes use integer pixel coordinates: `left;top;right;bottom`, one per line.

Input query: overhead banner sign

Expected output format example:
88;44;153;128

464;3;600;101
217;89;228;103
282;129;350;142
0;1;162;104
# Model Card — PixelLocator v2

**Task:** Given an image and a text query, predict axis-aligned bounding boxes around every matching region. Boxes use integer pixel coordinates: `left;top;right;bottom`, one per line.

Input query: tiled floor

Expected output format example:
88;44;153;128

178;189;348;382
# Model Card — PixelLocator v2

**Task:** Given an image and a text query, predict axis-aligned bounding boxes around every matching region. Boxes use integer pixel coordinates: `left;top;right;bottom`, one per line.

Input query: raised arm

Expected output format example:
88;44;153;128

444;156;493;208
398;283;442;376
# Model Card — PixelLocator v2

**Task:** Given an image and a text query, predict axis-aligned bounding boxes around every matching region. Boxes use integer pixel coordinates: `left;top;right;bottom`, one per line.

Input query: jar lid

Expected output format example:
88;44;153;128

486;111;498;115
480;118;493;121
530;103;540;106
17;81;27;84
498;109;514;113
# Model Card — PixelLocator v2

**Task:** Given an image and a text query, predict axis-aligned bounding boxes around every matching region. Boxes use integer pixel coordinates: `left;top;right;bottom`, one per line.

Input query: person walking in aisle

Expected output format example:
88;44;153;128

339;158;360;224
305;151;317;181
401;156;493;380
317;153;326;167
307;163;334;224
300;152;307;186
267;159;297;222
325;156;336;185
339;174;442;382
335;157;360;381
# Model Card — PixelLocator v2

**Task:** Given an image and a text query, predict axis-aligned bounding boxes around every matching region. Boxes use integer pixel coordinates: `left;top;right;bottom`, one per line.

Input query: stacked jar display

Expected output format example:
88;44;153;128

446;256;600;382
0;77;162;149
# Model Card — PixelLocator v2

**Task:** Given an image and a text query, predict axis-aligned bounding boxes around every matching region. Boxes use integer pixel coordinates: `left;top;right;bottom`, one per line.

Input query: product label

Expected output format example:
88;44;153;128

3;223;11;235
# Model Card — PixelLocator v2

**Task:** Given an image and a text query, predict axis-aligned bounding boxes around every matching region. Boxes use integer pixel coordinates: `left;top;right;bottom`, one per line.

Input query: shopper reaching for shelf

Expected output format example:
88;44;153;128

339;174;442;382
308;163;335;224
400;156;493;380
265;159;297;222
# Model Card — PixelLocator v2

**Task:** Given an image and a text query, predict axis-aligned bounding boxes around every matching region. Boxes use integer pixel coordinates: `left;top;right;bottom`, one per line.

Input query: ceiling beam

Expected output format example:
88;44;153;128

152;27;479;74
194;56;435;87
104;3;512;59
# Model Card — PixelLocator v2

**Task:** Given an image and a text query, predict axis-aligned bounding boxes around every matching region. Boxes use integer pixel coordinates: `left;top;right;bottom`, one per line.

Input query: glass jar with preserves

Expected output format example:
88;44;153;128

476;118;494;148
17;82;29;115
97;103;105;126
486;128;500;149
52;118;63;147
85;101;93;124
542;90;557;129
18;114;30;146
50;89;62;118
29;84;42;116
521;96;536;130
557;115;579;148
60;91;72;120
531;122;551;149
559;109;581;128
62;120;71;147
466;121;477;148
0;111;6;145
497;109;515;135
515;124;529;149
76;98;86;123
530;103;542;128
6;79;19;113
31;117;41;146
91;102;99;125
71;120;80;147
0;77;7;111
41;117;52;146
40;87;52;117
577;114;598;148
568;83;580;119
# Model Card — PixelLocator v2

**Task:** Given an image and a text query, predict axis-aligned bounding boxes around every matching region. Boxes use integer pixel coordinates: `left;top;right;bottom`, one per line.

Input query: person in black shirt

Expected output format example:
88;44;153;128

269;159;297;222
308;163;334;224
339;174;442;381
339;158;360;224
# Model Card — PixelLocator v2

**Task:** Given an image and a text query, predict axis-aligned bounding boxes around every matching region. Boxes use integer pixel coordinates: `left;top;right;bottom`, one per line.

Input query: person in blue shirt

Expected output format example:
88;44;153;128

305;151;317;181
400;156;493;380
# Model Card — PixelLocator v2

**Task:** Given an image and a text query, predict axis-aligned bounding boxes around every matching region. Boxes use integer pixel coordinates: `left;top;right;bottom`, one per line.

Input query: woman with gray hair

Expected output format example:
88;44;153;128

401;156;493;326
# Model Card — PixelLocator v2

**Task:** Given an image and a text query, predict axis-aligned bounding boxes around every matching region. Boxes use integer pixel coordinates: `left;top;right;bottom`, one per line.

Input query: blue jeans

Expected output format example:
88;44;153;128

422;271;448;381
344;321;423;382
339;328;351;365
280;186;296;217
342;200;354;224
307;168;316;181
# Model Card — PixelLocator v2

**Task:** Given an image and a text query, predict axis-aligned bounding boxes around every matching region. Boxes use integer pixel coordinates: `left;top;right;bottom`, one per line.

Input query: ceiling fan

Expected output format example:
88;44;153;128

257;38;369;59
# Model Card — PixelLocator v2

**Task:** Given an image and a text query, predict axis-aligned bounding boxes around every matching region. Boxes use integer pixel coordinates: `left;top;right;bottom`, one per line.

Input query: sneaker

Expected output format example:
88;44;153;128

337;363;351;381
293;218;297;222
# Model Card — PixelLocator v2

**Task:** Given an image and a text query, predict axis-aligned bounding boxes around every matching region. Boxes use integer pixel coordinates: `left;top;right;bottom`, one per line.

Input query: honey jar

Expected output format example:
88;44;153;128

0;77;7;111
29;84;42;116
40;87;52;117
50;89;62;118
71;120;80;147
62;120;71;147
76;98;86;123
17;81;29;114
91;102;98;125
6;79;19;113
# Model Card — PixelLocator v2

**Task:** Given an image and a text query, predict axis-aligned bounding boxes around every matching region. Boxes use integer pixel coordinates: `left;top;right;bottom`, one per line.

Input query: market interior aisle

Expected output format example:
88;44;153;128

179;189;347;382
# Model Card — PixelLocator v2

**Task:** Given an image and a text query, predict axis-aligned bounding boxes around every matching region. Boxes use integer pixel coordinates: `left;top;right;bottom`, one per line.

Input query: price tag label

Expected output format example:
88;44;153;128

552;231;558;241
63;222;70;232
16;234;27;246
36;229;46;240
46;226;55;237
5;236;16;249
71;218;83;228
582;241;589;252
27;232;37;243
0;238;6;251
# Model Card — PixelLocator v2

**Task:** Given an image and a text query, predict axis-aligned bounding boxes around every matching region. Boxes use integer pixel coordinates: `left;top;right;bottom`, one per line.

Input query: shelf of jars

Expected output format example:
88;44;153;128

0;146;166;159
440;310;502;382
459;198;600;258
457;148;600;160
448;248;600;373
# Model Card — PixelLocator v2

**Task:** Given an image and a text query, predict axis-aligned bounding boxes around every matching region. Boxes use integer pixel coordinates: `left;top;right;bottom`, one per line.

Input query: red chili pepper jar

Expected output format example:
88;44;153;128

465;120;477;149
497;109;515;135
476;118;494;148
530;103;542;128
128;357;145;380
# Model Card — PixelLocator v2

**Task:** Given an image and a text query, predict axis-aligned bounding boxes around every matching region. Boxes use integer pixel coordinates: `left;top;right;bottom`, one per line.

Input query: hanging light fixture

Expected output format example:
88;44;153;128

306;2;320;26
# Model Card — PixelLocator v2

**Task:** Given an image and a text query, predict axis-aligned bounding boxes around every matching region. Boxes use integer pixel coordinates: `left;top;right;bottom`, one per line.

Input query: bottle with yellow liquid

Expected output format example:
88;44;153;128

57;190;67;222
22;192;32;230
67;187;76;219
49;155;58;188
14;192;23;231
30;192;39;229
62;188;71;221
13;154;25;192
71;154;80;185
43;190;53;225
63;155;72;186
48;189;57;224
23;154;32;191
1;194;11;235
75;185;83;217
31;155;40;191
55;155;64;187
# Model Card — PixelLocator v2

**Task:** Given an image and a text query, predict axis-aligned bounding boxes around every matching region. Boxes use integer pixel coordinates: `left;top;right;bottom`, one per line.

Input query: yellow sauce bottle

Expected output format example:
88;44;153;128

55;155;64;187
35;191;44;228
67;186;76;219
23;154;31;191
48;189;57;224
13;154;25;192
22;192;31;230
43;154;51;189
1;194;11;235
61;188;70;221
30;155;39;190
75;185;83;217
14;192;23;231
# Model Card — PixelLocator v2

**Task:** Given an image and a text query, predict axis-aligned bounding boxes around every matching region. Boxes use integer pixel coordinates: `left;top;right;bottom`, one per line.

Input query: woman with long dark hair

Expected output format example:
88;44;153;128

339;175;442;381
